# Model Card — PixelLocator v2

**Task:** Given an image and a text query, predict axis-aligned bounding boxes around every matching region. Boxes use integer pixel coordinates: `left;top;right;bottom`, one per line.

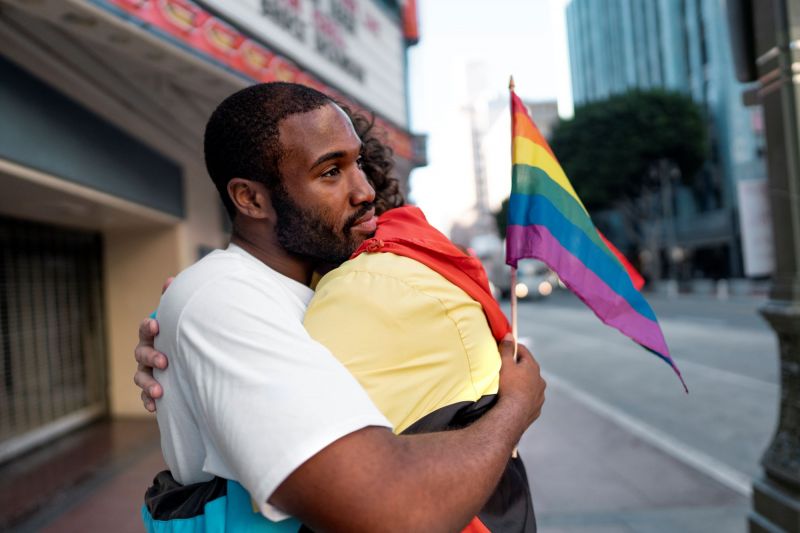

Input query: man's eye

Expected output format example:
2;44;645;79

356;156;364;168
321;167;340;178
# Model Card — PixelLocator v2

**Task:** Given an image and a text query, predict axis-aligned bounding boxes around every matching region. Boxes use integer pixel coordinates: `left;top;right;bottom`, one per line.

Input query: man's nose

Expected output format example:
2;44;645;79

350;169;375;205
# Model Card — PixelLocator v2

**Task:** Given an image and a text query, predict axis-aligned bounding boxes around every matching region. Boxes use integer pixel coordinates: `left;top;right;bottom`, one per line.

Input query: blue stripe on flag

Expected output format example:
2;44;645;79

508;193;657;321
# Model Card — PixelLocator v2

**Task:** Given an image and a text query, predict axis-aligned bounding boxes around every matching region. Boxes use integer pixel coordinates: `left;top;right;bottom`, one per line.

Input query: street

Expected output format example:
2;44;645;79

512;290;777;532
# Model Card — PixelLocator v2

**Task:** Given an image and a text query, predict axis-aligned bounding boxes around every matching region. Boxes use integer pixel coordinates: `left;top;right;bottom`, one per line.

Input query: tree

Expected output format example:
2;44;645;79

547;89;708;280
494;197;509;240
549;89;707;211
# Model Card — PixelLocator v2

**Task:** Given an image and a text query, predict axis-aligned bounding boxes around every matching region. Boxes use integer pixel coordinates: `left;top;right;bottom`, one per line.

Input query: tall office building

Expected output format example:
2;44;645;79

566;0;769;280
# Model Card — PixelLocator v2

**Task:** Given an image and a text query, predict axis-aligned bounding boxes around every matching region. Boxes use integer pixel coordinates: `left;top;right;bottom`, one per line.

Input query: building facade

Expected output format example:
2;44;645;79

566;0;769;281
0;0;423;463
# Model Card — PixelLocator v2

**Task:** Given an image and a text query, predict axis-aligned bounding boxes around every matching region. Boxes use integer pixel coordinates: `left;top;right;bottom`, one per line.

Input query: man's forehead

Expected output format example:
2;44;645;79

278;104;360;157
280;103;353;136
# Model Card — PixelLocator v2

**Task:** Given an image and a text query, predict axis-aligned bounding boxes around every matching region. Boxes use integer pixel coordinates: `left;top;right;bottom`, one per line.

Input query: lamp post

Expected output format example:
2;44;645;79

727;0;800;531
658;159;681;286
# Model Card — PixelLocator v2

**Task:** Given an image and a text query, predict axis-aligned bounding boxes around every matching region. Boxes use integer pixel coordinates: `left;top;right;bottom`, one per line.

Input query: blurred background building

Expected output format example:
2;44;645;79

0;0;423;523
482;95;559;214
565;0;770;283
450;90;559;251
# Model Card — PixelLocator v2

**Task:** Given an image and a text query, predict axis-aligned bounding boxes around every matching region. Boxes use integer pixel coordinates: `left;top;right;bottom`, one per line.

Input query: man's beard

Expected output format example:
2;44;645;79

270;182;375;265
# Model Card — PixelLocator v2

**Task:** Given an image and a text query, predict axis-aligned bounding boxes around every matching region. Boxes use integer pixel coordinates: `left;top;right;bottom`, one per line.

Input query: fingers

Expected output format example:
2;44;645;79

138;318;159;344
134;364;164;408
134;315;166;413
135;318;167;369
499;335;536;366
133;365;163;395
161;276;175;295
515;342;538;366
141;390;157;413
498;333;516;360
132;364;152;388
134;343;168;369
134;344;168;369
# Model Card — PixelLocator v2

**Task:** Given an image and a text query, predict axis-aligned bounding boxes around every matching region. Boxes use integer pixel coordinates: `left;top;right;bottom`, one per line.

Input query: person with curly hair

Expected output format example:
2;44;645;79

135;82;541;532
338;104;405;216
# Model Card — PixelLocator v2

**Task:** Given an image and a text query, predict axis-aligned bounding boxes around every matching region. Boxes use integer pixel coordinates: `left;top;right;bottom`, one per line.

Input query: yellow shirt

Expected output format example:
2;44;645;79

304;252;501;434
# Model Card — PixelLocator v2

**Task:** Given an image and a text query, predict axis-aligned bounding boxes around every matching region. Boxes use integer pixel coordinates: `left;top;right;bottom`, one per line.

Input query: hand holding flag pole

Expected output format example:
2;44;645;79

505;76;687;392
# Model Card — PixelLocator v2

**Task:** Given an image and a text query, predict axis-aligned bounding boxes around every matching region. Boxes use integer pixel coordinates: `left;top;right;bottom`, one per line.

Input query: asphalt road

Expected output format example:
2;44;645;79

508;289;778;497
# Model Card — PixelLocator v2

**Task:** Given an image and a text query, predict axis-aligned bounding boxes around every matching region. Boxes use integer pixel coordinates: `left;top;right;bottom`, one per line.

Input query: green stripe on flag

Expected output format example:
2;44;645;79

511;164;622;268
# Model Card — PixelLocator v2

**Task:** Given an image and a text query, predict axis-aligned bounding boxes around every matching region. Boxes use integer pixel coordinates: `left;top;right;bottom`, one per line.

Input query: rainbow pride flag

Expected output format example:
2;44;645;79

506;89;687;391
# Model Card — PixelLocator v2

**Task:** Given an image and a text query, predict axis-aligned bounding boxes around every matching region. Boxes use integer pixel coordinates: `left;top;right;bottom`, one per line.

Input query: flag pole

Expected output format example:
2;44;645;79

509;75;521;459
509;75;519;363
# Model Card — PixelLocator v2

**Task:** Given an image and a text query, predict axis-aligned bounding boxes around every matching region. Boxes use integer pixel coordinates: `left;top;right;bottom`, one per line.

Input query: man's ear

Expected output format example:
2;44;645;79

227;178;274;221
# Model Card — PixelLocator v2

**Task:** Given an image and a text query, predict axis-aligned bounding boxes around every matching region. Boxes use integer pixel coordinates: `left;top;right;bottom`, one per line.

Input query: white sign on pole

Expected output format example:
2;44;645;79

737;178;775;277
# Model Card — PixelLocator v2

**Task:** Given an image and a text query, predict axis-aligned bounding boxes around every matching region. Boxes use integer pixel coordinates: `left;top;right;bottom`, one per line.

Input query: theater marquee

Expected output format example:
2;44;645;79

198;0;408;128
107;0;414;159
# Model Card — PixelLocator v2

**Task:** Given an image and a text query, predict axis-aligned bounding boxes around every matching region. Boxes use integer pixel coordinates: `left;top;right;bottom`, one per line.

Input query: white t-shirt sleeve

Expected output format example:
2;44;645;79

175;273;391;520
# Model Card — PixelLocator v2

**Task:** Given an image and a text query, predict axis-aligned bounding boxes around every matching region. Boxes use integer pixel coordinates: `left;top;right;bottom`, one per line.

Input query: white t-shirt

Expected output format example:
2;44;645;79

154;243;391;521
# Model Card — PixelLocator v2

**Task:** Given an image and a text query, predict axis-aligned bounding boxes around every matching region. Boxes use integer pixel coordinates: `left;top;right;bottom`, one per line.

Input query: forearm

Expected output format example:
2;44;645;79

276;400;527;533
273;340;543;532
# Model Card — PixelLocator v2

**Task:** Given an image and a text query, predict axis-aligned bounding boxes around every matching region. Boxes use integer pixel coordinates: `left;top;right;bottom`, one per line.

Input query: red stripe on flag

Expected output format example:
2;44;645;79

461;516;492;533
597;231;645;290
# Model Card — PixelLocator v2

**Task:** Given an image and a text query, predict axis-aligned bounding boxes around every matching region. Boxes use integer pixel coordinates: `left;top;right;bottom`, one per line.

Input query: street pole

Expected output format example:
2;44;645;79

659;159;679;285
727;0;800;531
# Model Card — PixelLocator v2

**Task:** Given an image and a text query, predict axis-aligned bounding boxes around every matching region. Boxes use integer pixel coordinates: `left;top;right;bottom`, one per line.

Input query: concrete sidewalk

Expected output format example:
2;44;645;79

519;380;749;533
9;383;749;532
4;419;165;533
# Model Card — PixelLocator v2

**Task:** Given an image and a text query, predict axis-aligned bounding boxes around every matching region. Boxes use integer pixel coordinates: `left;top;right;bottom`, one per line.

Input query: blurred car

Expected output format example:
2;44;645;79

467;234;559;301
490;258;558;300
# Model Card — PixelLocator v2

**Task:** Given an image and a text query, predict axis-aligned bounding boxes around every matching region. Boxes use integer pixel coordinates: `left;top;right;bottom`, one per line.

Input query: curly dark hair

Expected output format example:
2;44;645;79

338;103;405;215
204;82;405;220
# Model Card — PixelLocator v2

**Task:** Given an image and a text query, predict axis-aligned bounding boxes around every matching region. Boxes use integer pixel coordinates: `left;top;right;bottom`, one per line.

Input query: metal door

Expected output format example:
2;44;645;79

0;216;106;461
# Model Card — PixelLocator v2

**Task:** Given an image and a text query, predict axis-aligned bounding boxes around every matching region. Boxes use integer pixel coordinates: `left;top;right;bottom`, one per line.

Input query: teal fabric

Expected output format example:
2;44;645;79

142;481;302;532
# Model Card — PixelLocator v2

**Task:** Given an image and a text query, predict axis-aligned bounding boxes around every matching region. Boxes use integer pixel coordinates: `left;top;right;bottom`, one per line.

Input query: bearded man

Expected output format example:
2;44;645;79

136;83;543;532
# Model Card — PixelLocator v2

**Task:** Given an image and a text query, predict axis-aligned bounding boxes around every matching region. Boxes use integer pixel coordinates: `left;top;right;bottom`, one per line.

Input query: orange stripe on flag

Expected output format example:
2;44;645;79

512;112;555;159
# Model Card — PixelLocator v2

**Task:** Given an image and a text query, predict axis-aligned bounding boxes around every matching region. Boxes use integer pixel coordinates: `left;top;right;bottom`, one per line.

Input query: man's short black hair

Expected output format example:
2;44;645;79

204;82;332;219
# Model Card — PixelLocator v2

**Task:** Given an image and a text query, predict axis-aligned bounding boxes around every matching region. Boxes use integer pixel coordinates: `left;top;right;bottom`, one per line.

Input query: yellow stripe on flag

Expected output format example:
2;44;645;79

512;136;589;215
513;112;555;158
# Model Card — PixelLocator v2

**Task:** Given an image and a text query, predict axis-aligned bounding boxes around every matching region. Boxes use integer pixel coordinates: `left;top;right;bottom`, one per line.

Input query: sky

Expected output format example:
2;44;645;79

405;0;572;233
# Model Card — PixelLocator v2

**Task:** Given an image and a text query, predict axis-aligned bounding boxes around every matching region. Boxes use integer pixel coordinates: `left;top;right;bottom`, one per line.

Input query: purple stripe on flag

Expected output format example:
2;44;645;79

507;224;670;357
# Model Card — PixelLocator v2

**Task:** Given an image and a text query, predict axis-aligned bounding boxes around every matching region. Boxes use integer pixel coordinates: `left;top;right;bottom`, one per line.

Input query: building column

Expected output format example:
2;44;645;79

738;0;800;531
104;225;185;417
